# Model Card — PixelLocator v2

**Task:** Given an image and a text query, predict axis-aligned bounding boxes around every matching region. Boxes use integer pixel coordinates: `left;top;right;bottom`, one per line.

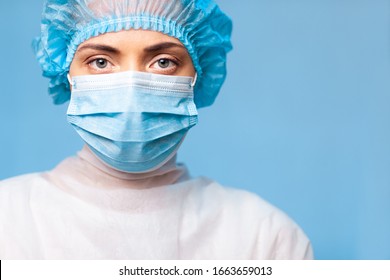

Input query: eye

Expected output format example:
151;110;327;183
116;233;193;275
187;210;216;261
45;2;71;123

157;59;173;69
150;57;179;73
87;58;115;73
94;58;108;69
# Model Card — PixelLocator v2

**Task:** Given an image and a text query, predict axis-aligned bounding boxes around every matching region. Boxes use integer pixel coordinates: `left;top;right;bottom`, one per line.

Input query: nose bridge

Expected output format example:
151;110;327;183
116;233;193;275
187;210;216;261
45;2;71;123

122;52;145;72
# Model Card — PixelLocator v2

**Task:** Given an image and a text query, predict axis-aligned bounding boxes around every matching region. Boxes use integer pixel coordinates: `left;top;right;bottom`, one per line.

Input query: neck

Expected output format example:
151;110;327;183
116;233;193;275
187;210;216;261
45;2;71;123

49;145;189;190
80;145;185;181
44;145;191;210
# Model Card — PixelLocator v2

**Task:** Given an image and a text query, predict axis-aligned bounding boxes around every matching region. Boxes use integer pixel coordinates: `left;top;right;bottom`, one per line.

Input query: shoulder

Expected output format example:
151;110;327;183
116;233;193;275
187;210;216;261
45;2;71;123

0;172;49;192
183;177;291;221
0;173;51;211
181;177;313;259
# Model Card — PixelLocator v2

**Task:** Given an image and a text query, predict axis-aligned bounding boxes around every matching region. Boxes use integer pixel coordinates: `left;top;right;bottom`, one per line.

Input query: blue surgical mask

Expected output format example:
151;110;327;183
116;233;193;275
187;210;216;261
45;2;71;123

67;71;198;173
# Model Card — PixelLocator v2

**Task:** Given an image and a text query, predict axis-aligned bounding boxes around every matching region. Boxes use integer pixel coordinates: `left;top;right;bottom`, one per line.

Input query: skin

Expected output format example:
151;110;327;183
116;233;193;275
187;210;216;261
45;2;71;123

69;29;196;80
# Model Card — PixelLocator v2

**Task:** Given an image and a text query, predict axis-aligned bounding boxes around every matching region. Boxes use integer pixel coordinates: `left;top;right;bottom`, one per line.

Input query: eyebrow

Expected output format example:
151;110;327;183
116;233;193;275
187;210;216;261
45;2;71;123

144;42;186;52
76;41;186;55
77;44;120;54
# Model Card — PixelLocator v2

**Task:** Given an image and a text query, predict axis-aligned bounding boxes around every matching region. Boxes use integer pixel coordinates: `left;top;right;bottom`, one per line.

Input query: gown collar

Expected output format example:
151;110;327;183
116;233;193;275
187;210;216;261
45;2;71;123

50;145;190;190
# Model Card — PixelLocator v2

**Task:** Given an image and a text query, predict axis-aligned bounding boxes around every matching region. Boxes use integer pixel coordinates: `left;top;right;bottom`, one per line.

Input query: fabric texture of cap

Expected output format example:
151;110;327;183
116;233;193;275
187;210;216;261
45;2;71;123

33;0;233;108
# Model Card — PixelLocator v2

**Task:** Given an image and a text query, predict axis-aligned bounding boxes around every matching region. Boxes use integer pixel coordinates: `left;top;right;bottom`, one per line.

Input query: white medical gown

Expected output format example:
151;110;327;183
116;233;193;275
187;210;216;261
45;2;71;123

0;146;313;259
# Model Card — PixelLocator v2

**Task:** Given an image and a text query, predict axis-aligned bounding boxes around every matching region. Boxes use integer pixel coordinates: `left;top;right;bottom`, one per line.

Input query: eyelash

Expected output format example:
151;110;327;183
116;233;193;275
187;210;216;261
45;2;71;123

87;57;114;73
150;57;179;72
85;55;181;74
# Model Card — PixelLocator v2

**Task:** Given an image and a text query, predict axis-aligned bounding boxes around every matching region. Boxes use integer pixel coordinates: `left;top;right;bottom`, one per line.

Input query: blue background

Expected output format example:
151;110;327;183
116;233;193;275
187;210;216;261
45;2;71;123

0;0;389;259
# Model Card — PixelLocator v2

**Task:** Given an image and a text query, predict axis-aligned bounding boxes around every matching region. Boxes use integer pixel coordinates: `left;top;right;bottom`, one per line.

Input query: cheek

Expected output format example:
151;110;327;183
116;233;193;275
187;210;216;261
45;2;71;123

68;61;79;77
180;61;196;77
68;60;84;91
69;56;89;76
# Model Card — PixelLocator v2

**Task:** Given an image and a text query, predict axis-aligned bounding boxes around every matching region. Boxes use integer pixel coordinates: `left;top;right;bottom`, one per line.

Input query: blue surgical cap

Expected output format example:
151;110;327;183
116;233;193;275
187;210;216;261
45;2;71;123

33;0;233;108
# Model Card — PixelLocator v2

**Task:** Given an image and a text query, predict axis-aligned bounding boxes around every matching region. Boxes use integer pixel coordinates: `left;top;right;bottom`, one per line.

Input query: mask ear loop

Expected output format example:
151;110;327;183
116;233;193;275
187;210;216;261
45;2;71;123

67;73;74;86
191;73;198;88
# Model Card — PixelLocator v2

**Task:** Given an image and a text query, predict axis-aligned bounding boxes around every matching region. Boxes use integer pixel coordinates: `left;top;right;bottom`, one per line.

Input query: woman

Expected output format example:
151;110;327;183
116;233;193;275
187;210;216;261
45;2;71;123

0;0;313;259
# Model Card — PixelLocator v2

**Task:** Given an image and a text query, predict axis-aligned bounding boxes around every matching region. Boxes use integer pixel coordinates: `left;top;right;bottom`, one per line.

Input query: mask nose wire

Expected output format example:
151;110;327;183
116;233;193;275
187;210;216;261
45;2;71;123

67;72;197;88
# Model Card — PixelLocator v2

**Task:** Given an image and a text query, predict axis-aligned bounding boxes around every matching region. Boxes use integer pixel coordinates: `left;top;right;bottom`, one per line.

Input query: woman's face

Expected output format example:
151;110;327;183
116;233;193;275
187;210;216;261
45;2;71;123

69;29;195;78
